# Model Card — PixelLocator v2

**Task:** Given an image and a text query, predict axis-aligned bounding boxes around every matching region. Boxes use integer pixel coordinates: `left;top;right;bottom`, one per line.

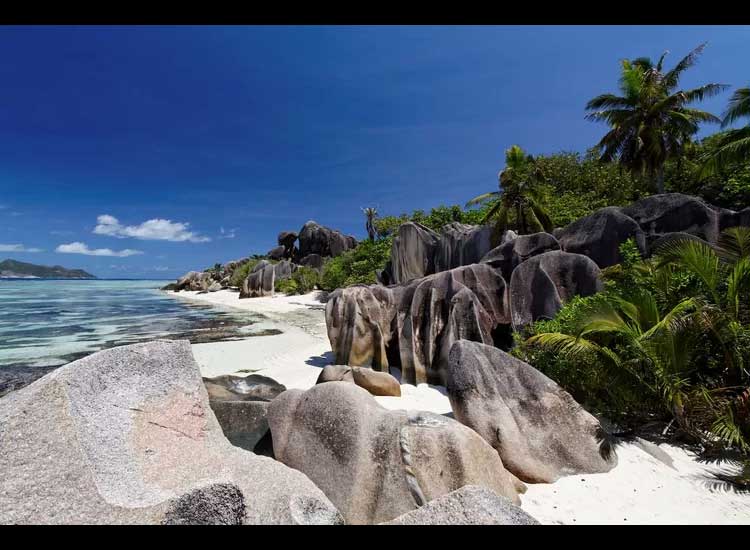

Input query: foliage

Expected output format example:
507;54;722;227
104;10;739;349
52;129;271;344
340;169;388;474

585;43;727;193
319;238;392;291
516;234;750;452
228;259;261;288
466;144;553;238
701;86;750;177
274;277;299;295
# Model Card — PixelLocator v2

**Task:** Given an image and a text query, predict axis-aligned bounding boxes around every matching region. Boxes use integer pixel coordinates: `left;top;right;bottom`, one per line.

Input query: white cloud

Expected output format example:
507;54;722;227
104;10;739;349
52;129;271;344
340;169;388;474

55;242;143;257
0;243;43;253
93;214;210;243
218;226;237;239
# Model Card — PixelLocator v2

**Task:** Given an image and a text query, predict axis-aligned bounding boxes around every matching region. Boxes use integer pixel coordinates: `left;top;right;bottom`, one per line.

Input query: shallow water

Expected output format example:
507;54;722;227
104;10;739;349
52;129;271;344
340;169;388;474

0;279;274;368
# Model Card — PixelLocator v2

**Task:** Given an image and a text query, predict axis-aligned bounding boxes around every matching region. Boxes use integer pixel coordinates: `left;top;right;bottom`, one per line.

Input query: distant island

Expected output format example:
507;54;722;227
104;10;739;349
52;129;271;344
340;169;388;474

0;259;96;279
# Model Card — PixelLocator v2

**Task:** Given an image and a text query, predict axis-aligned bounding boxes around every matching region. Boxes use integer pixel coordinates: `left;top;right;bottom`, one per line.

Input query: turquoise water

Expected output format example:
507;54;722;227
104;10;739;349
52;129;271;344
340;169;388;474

0;280;269;368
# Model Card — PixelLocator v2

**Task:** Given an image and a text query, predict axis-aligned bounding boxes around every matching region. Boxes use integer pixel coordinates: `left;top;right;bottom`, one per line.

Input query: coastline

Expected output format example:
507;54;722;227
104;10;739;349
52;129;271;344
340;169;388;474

163;288;750;525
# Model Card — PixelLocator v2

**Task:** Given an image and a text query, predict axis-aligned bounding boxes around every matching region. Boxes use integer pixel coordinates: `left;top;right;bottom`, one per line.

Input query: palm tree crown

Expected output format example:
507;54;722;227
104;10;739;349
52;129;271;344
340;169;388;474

586;43;728;193
466;145;552;240
362;207;378;241
701;85;750;176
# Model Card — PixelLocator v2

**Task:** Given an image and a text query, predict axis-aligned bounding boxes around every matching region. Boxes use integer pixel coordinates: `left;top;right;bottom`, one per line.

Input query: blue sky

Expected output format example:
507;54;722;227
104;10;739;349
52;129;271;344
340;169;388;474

1;25;748;279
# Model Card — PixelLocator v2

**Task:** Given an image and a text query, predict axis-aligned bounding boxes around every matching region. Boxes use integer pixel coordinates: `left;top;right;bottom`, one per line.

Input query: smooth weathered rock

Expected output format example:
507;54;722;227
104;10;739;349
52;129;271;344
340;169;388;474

298;253;325;271
298;221;357;258
268;382;523;525
447;340;617;484
399;264;510;385
208;282;222;292
174;270;213;292
381;485;540;525
557;207;646;268
0;364;60;399
0;341;343;525
434;223;494;273
326;284;396;370
203;374;286;403
481;232;560;281
240;260;294;298
267;245;286;261
325;263;510;385
509;251;602;331
316;365;401;397
209;400;271;453
621;193;722;243
277;231;298;259
389;222;441;284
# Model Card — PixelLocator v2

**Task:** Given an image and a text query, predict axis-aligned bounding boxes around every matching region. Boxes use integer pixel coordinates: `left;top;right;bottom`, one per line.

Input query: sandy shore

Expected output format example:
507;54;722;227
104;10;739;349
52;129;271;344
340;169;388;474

166;288;750;524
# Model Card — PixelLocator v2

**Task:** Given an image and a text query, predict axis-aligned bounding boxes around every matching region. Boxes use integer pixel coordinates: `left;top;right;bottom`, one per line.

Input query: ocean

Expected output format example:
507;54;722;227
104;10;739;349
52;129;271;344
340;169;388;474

0;279;273;369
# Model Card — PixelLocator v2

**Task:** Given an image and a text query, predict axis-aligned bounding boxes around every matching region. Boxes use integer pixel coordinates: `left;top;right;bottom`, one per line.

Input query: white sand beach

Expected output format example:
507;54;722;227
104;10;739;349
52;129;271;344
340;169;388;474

166;289;750;525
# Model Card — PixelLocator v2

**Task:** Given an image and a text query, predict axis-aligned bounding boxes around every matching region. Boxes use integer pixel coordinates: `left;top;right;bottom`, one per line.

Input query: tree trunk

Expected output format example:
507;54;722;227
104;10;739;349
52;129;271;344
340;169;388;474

655;166;665;194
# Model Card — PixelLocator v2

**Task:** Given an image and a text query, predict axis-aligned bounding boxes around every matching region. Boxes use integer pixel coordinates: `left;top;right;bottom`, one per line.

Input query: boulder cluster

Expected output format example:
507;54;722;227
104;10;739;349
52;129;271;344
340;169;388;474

326;193;750;384
166;220;357;297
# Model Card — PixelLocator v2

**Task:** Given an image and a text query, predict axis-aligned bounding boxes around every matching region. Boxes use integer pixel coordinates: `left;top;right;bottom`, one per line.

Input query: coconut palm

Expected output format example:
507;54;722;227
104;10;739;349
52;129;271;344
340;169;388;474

701;86;750;176
465;145;552;239
362;207;378;241
526;229;750;450
586;43;728;193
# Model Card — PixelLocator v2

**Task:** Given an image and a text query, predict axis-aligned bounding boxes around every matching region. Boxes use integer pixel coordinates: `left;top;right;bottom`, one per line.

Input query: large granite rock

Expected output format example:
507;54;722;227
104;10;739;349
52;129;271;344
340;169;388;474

277;231;298;259
447;340;617;484
389;222;441;284
326;263;510;385
298;253;325;271
316;364;401;397
0;364;60;399
240;260;294;298
434;223;494;273
268;382;524;525
557;207;647;268
298;221;357;258
267;245;286;261
326;284;396;370
621;193;722;244
203;374;286;403
509;251;602;331
0;341;343;525
174;271;213;292
381;485;539;525
481;232;560;282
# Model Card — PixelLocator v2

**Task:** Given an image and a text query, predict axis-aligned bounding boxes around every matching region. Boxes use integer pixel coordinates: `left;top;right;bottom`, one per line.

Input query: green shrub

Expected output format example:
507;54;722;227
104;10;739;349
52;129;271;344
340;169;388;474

274;277;299;295
228;259;261;288
320;238;392;291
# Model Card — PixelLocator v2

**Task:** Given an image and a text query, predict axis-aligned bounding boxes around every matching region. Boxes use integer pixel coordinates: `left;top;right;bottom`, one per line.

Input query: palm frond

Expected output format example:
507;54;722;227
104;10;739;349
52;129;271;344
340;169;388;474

722;86;750;127
465;191;500;207
662;43;707;90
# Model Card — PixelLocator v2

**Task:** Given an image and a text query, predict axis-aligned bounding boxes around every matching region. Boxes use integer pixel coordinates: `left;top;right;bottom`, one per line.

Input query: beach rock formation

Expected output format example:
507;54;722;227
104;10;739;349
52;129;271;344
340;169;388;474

204;374;287;403
509;250;602;331
0;340;343;525
447;340;618;484
316;364;401;397
434;223;494;273
326;263;510;385
381;485;540;525
481;232;560;281
266;245;286;261
267;382;523;525
174;270;213;292
298;253;325;271
389;222;441;284
621;193;722;243
277;231;298;259
240;260;294;298
556;207;646;268
0;364;60;399
298;221;357;258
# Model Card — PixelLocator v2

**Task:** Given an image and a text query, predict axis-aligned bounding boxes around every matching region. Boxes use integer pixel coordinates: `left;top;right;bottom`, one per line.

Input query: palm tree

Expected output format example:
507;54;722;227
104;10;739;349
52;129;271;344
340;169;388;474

526;229;750;450
362;207;378;241
466;145;552;239
585;43;728;193
701;86;750;176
